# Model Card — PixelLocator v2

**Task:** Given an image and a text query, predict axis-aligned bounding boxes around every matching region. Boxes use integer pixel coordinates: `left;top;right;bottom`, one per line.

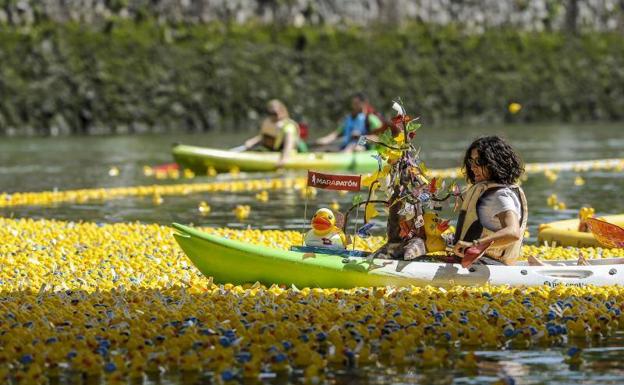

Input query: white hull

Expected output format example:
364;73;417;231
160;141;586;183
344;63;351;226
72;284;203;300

368;258;624;287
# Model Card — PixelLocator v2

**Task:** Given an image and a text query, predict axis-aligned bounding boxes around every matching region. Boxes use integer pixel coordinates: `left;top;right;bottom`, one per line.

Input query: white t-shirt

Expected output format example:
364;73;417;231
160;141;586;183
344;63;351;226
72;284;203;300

477;188;521;231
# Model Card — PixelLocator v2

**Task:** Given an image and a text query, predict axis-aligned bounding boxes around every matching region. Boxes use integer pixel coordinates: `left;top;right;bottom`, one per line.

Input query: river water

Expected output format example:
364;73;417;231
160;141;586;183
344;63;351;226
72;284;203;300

2;123;623;241
1;123;624;384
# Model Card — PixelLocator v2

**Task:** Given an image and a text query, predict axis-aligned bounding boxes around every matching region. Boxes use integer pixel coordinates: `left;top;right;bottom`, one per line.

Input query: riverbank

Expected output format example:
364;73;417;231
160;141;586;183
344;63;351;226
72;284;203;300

1;22;624;135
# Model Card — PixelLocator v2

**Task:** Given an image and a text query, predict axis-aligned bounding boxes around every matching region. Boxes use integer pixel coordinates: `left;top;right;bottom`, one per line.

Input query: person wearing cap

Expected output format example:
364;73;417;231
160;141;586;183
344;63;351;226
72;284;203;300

315;92;384;152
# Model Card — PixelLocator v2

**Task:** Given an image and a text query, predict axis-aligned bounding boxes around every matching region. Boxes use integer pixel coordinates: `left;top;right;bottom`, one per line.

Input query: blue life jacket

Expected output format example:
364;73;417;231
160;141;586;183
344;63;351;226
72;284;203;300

341;112;368;149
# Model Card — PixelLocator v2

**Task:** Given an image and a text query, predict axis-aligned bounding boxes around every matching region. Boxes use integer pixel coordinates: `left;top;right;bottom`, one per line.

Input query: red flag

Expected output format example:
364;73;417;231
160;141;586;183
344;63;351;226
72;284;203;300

307;171;361;192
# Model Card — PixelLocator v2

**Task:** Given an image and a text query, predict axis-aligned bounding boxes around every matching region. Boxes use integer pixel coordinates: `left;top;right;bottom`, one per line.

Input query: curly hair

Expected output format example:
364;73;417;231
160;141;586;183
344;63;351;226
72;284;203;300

462;136;524;185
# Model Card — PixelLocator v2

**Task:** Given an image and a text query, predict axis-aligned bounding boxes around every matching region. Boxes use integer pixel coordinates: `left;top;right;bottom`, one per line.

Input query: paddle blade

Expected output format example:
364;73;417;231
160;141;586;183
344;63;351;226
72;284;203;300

461;241;494;268
586;218;624;248
229;145;247;152
153;163;179;172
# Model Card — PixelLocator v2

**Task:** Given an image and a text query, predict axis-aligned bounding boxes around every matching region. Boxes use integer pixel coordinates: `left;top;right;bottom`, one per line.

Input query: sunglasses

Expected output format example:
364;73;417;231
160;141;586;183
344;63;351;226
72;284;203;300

267;110;278;116
467;157;485;167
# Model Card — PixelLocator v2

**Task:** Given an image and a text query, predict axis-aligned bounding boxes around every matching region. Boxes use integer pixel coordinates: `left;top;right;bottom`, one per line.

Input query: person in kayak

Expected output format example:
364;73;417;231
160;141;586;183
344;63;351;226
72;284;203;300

242;99;307;167
452;136;528;265
314;92;384;152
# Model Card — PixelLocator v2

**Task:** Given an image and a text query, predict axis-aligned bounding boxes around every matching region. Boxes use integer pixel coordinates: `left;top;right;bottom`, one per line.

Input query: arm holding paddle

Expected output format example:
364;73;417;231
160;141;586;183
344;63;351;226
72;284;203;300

453;210;521;265
315;130;340;146
241;135;262;151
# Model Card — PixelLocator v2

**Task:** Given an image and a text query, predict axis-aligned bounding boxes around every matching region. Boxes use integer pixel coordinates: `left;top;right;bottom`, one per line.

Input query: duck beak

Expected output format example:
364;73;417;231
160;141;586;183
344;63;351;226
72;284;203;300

437;220;450;232
312;216;332;230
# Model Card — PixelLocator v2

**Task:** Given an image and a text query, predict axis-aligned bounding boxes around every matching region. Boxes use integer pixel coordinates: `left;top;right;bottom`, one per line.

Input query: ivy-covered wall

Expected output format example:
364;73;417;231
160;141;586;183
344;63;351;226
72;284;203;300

1;22;623;135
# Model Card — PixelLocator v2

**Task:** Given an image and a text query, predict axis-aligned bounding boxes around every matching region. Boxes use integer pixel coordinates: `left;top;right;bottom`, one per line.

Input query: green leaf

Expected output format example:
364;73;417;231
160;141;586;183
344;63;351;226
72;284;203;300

352;194;363;205
379;129;394;146
406;120;421;132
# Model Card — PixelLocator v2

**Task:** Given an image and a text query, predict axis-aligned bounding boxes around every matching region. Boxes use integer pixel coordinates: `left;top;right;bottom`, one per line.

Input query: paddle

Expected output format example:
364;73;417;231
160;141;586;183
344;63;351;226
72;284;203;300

229;145;248;152
230;141;342;153
586;218;624;248
461;241;494;268
152;162;179;172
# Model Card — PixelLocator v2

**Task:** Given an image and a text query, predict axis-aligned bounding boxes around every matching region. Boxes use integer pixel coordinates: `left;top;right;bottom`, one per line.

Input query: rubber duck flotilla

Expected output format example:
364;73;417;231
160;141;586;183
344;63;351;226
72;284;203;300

304;208;347;250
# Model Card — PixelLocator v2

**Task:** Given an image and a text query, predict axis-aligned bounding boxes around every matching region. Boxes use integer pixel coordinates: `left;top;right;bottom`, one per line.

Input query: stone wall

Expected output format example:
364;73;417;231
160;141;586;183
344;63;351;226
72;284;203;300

1;0;623;32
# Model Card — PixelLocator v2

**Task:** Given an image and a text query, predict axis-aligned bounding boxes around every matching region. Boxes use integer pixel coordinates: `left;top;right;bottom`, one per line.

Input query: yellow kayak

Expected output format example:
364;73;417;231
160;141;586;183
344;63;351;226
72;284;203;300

537;214;624;247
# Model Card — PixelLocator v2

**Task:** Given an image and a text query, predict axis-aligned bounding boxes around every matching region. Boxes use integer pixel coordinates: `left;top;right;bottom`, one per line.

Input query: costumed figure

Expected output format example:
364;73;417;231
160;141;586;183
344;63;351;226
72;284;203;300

304;208;347;250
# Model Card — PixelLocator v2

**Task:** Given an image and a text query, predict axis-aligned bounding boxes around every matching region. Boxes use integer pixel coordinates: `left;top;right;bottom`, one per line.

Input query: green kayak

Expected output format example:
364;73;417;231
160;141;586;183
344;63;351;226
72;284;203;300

172;223;623;288
172;223;420;288
172;144;379;173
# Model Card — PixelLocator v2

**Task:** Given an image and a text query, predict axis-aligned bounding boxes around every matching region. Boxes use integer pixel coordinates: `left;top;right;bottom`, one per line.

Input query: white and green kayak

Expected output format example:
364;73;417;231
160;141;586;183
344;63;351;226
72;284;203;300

172;144;379;173
172;223;623;288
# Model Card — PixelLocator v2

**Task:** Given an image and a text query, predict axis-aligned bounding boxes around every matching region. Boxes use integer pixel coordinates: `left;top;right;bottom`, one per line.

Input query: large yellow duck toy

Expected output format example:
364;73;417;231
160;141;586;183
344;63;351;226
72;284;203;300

423;211;451;252
304;208;347;249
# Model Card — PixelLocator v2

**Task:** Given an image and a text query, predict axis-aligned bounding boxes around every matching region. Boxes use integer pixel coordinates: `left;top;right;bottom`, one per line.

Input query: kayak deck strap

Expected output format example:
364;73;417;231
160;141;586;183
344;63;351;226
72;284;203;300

290;245;371;258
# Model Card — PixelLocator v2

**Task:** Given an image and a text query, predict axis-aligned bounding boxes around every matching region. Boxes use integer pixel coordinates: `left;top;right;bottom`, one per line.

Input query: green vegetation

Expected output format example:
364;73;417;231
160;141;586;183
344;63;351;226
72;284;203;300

1;21;623;135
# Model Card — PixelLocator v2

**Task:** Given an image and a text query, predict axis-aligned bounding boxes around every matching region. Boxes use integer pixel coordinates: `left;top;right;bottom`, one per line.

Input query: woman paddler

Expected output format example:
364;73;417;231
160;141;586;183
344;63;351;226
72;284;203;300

242;99;307;167
452;135;528;265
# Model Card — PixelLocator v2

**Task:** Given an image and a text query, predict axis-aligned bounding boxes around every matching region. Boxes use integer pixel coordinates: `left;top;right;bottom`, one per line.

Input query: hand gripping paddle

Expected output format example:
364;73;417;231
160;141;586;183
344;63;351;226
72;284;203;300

461;241;495;268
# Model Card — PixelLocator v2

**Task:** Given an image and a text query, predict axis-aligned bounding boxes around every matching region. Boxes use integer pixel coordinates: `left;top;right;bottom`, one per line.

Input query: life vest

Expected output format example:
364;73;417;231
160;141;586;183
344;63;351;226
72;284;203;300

260;118;304;151
453;182;528;264
340;113;368;149
304;229;346;250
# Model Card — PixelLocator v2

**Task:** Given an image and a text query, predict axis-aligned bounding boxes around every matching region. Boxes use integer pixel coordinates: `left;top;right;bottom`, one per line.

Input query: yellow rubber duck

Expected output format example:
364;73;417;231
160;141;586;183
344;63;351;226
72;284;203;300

547;193;558;207
564;347;583;367
179;352;201;372
300;187;317;199
578;206;595;232
508;102;522;114
255;190;269;203
423;211;450;252
303;208;347;250
233;205;251;220
357;345;376;365
544;170;558;183
456;351;478;371
152;193;163;206
142;166;154;177
198;201;211;215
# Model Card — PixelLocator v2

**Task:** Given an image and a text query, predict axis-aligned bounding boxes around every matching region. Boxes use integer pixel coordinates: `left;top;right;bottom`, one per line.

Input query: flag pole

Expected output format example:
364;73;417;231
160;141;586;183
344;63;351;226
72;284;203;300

352;205;359;251
302;172;310;246
302;195;309;247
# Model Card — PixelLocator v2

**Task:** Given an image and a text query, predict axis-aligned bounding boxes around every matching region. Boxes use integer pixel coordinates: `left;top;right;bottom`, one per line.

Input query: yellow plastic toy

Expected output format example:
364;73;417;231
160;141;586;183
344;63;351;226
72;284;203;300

578;206;595;232
304;208;347;249
423;211;451;252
